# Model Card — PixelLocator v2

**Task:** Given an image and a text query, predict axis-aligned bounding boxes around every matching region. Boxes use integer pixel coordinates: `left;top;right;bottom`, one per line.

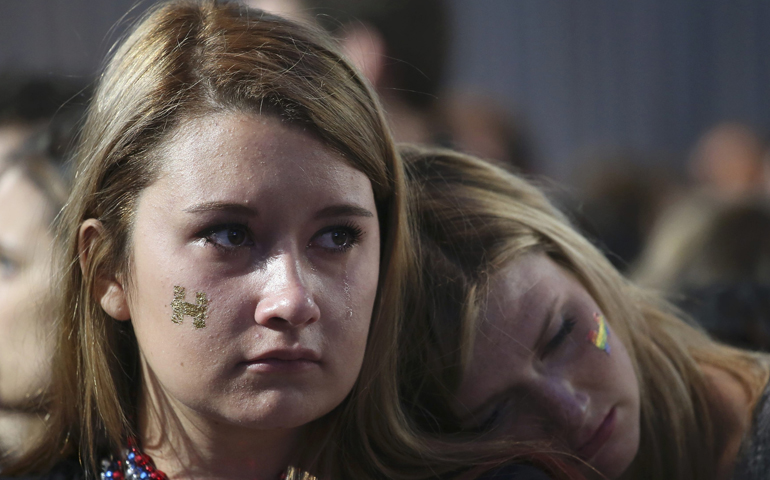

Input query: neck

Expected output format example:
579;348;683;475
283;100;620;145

0;408;44;460
138;383;302;480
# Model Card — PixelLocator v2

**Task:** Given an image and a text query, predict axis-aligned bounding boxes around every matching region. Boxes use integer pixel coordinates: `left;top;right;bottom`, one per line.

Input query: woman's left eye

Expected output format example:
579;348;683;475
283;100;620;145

542;317;576;358
310;224;364;252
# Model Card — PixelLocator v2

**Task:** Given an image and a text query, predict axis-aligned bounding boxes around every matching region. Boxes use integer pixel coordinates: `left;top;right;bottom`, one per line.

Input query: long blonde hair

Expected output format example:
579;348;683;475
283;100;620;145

400;145;769;480
7;2;411;478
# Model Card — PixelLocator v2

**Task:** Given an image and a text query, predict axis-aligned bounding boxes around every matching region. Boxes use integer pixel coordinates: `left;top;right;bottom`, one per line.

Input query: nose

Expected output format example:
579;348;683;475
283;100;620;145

253;253;320;329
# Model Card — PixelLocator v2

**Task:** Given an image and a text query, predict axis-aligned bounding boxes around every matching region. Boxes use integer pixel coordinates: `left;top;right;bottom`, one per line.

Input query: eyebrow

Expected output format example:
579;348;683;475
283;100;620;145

183;201;258;216
314;204;375;219
182;202;374;219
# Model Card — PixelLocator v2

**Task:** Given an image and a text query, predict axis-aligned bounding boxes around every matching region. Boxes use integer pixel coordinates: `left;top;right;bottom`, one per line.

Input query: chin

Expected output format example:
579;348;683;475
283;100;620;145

219;389;341;430
592;432;639;479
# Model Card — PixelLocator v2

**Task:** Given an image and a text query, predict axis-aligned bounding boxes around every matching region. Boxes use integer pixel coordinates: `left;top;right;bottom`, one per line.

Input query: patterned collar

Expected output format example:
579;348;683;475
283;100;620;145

99;438;314;480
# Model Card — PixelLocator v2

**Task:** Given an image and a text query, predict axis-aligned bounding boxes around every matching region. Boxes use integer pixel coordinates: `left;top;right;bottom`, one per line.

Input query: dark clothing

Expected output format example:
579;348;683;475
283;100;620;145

477;464;553;480
733;380;770;479
0;460;85;480
681;283;770;351
3;459;553;480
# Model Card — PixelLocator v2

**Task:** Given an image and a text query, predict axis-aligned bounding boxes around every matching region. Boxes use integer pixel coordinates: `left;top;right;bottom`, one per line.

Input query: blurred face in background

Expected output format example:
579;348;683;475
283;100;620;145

0;124;31;169
689;123;766;198
0;166;55;409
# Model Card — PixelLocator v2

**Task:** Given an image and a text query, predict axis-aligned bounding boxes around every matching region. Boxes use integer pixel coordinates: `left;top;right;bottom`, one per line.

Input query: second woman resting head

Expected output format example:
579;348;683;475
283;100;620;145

401;145;769;480
7;1;410;479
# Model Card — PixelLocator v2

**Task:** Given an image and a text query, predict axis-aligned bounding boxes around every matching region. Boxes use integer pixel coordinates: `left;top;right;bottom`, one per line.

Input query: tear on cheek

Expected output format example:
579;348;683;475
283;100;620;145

171;285;209;329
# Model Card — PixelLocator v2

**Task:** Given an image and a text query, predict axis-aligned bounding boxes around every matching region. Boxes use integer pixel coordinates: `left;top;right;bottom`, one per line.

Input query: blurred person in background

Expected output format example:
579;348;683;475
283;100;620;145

688;122;767;199
566;152;677;272
0;120;77;464
634;196;770;351
436;90;535;174
246;0;537;173
0;75;87;166
0;76;85;463
300;0;450;145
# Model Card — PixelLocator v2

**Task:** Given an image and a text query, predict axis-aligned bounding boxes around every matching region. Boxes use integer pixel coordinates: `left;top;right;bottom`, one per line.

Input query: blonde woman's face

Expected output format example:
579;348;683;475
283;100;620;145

119;112;380;432
454;253;640;479
0;168;54;408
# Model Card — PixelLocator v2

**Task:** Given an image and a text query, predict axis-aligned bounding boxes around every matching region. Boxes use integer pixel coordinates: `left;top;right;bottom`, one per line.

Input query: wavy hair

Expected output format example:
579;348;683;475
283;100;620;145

400;145;769;480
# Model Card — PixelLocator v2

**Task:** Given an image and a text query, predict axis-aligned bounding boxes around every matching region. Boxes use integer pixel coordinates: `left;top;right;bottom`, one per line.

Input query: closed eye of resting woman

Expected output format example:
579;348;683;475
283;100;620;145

400;144;770;480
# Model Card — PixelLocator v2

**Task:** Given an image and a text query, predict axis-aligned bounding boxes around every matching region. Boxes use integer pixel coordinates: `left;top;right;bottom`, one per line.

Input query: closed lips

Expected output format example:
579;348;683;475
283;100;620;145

245;348;321;363
575;407;616;460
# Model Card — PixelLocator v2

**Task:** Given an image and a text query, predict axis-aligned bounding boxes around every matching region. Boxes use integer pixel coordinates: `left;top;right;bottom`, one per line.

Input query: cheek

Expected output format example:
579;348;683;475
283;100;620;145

315;241;380;382
0;272;54;403
607;331;641;414
575;322;636;395
326;225;380;315
126;239;228;377
321;252;379;345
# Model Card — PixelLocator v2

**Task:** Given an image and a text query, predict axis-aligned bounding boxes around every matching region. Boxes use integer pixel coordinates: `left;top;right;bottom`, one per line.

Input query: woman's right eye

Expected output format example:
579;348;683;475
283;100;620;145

477;404;505;433
200;224;254;250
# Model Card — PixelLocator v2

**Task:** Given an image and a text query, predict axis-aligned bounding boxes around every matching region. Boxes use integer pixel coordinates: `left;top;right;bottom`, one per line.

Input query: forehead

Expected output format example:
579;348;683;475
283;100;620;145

478;254;578;356
152;112;371;206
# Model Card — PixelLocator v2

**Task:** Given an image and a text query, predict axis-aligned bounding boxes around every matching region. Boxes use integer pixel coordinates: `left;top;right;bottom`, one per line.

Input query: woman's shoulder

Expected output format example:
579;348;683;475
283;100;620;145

733;378;770;479
0;460;85;480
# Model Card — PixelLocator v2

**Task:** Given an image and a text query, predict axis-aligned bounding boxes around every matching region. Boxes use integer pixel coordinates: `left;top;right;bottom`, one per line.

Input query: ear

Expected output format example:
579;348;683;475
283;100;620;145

339;22;387;89
78;219;131;321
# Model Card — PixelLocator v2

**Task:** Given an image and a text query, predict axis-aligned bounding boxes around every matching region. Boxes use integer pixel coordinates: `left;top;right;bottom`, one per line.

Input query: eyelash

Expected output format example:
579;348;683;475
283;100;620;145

474;317;577;432
476;317;577;430
542;317;576;357
198;222;365;254
199;223;253;253
477;404;506;433
310;222;364;254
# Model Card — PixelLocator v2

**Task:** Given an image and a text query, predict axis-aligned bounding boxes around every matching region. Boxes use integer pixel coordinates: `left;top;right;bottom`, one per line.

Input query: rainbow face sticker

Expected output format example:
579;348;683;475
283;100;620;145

587;312;611;354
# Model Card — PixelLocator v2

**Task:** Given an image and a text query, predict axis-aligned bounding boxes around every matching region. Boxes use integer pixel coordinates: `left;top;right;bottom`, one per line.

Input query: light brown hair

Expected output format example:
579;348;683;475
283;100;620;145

7;2;410;478
400;145;769;480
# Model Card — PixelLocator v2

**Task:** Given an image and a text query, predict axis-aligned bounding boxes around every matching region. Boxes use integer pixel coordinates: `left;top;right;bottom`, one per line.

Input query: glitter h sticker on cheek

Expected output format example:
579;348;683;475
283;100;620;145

587;312;611;354
171;286;209;329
